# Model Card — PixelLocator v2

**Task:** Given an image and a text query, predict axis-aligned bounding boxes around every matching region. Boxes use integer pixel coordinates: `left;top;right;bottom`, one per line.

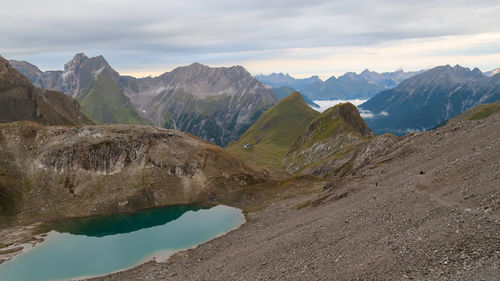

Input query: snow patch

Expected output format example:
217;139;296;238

92;67;105;79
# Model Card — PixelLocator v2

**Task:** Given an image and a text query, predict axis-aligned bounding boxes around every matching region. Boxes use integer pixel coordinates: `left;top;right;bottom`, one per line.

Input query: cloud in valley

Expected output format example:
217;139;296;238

1;0;499;78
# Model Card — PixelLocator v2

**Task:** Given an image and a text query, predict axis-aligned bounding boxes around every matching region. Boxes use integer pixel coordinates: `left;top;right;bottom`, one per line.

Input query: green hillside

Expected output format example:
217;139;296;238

283;102;374;174
449;100;500;122
77;73;147;125
227;92;319;167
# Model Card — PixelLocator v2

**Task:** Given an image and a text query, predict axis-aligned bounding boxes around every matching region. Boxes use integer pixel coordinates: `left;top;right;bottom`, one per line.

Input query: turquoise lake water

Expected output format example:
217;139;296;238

0;205;245;281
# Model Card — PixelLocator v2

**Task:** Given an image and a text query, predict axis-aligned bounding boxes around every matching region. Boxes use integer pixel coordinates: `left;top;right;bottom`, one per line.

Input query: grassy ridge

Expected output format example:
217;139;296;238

226;92;319;167
78;73;147;125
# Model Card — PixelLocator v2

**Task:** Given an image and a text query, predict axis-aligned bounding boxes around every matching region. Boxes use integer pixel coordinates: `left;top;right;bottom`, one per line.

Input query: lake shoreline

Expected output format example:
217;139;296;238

0;205;246;281
78;212;246;280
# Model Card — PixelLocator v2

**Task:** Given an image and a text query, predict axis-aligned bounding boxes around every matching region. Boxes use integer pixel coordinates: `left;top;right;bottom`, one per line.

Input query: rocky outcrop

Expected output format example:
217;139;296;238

0;56;93;126
0;122;269;226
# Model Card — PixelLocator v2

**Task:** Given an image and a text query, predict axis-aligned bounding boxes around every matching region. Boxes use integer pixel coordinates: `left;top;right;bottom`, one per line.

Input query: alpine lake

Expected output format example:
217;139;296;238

0;204;245;281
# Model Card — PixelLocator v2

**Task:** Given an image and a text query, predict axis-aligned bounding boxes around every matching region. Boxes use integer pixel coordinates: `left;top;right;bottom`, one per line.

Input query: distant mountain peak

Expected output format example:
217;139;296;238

485;67;500;77
188;62;204;67
326;103;374;138
64;52;89;72
361;68;374;74
255;72;323;90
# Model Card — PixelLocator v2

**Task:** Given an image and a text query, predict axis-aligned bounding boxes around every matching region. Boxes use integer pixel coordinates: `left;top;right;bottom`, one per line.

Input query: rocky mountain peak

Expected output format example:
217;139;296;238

361;68;375;75
336;103;375;138
339;72;359;81
64;52;88;72
398;64;484;89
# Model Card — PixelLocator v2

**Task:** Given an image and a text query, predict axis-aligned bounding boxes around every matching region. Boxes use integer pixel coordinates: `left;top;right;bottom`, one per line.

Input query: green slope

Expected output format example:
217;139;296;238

227;92;319;167
77;73;147;125
449;100;500;121
435;99;500;129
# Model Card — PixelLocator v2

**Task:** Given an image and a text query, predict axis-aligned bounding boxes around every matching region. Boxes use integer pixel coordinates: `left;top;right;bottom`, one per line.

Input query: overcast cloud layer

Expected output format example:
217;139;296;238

2;0;500;78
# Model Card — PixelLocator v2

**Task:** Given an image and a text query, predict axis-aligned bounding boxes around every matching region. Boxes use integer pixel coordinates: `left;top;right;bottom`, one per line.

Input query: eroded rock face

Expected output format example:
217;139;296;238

0;122;268;225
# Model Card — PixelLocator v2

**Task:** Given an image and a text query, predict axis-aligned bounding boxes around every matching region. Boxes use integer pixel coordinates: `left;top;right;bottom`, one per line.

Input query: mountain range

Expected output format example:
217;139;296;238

10;53;500;144
256;69;422;100
254;73;321;90
11;54;276;146
360;65;500;135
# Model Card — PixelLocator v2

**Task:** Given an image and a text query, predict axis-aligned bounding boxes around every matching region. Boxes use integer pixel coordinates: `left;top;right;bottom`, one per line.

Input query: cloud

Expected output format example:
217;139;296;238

358;109;389;119
312;99;367;113
1;0;499;77
359;110;375;119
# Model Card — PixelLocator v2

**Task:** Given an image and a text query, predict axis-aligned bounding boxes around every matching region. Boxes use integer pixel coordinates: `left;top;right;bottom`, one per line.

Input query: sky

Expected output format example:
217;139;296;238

2;0;500;79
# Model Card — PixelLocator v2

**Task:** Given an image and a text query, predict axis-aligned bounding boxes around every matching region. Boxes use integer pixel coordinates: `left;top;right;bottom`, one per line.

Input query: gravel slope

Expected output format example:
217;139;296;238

93;113;500;281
